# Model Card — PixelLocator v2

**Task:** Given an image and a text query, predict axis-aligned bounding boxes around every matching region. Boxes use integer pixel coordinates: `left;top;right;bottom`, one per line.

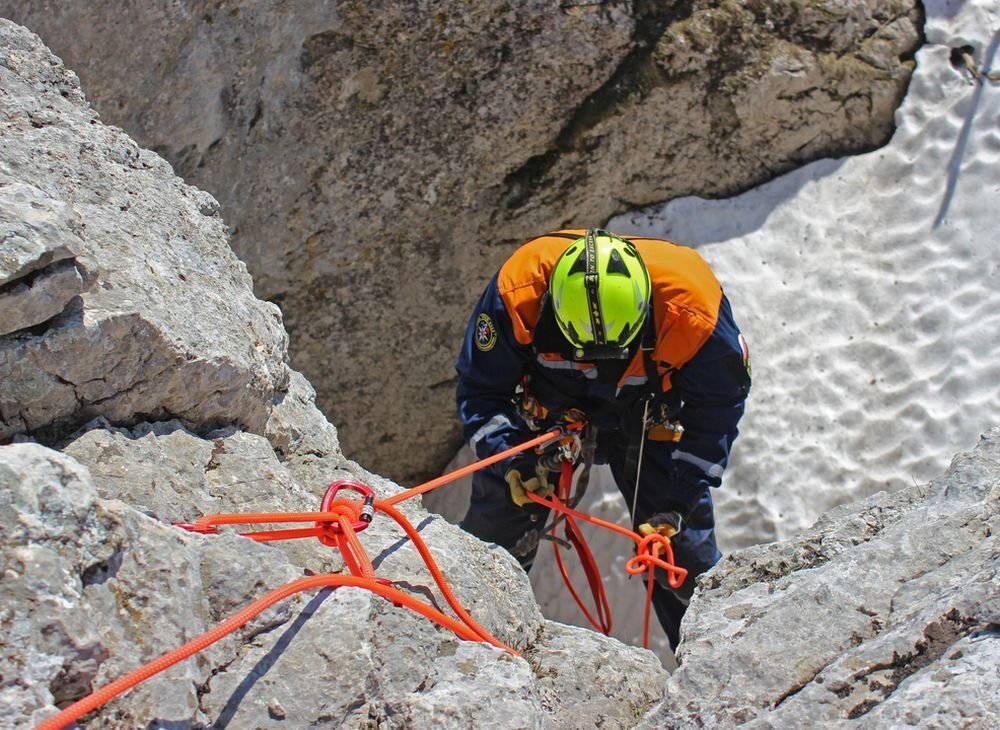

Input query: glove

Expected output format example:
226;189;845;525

638;511;684;542
504;456;558;507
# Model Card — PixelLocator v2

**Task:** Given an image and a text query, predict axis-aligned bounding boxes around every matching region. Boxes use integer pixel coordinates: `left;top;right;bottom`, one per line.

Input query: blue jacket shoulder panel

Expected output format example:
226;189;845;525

673;294;751;407
658;293;751;513
455;274;530;459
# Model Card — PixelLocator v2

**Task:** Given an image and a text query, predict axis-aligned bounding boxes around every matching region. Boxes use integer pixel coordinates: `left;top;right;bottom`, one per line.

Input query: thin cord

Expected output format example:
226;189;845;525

630;399;650;525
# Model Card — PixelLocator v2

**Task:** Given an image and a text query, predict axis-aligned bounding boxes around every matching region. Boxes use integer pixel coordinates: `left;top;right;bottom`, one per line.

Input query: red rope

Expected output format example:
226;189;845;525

547;461;613;634
35;426;686;728
526;473;688;648
34;575;487;730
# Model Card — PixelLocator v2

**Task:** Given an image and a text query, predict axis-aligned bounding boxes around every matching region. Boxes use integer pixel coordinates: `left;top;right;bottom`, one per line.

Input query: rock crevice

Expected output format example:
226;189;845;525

0;0;924;480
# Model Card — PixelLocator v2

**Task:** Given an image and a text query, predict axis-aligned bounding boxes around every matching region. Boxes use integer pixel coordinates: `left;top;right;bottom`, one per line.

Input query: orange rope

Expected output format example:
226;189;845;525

528;490;688;584
384;428;564;506
36;427;686;727
378;501;513;652
526;487;688;648
36;489;517;730
183;500;509;651
643;571;657;645
34;575;488;730
337;511;376;578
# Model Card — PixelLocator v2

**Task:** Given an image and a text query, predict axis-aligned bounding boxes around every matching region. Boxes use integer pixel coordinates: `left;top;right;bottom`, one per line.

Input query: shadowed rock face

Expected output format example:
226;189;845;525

0;1;924;481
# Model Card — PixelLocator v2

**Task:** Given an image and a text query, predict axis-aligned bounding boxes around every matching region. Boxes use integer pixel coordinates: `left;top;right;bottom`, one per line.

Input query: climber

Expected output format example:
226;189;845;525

454;228;751;650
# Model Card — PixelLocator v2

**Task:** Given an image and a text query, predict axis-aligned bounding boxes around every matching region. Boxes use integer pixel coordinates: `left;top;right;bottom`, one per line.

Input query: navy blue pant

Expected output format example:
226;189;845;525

460;438;721;650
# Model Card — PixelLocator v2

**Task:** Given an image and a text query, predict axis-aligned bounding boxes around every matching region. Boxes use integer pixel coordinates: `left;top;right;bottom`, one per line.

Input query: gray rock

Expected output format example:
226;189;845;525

62;418;548;651
531;621;668;726
264;369;344;467
5;433;668;729
0;21;290;443
637;427;1000;728
0;22;669;730
0;182;88;335
0;443;224;728
0;2;924;482
62;421;338;571
0;257;84;335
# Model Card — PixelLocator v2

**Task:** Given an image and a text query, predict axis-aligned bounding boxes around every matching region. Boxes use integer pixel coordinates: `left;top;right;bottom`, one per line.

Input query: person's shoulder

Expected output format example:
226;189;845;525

620;233;677;245
628;237;716;280
625;234;700;258
515;229;585;258
498;230;582;293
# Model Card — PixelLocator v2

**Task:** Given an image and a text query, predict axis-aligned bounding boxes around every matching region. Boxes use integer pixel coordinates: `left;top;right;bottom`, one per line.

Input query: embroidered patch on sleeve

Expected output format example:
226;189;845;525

475;313;497;352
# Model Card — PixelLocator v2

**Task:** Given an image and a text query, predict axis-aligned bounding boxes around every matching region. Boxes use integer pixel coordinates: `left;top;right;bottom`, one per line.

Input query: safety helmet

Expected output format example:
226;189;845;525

548;229;651;360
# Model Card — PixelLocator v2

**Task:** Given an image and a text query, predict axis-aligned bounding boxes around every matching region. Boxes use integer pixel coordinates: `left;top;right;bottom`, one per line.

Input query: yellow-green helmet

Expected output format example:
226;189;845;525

548;229;651;360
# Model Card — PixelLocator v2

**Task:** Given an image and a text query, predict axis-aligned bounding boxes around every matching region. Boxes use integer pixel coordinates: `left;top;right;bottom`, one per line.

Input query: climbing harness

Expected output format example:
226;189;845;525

513;422;595;558
509;382;690;641
35;422;685;730
515;375;549;431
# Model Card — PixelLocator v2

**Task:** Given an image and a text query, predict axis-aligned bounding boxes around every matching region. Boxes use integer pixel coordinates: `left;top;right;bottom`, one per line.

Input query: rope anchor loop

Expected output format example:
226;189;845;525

625;534;688;590
317;480;376;545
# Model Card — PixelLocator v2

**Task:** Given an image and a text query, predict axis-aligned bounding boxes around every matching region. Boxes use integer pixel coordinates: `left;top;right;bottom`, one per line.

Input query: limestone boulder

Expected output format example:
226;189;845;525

0;182;88;336
0;20;289;443
0;1;924;481
3;436;667;728
638;427;1000;727
0;444;257;727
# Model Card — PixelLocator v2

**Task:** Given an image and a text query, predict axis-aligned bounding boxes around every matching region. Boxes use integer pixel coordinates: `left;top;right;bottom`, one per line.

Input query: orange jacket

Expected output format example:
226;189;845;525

497;229;723;393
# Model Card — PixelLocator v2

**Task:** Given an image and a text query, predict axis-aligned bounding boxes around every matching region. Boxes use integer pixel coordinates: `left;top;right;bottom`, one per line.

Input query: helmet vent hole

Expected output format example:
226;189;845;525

567;248;588;276
606;249;631;277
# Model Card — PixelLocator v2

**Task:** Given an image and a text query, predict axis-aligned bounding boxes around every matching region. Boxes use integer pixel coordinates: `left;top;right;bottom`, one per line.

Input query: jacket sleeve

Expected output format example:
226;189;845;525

455;274;533;460
664;294;751;514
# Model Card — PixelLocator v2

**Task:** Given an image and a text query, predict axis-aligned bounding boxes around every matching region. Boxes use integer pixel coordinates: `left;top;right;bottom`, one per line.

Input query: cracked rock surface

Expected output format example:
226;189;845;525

0;1;924;481
3;434;667;728
0;22;667;728
0;182;88;336
0;20;289;442
637;427;1000;728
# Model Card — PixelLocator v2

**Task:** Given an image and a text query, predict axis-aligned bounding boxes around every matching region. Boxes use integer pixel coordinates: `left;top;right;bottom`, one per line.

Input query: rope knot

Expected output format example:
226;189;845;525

313;479;377;546
316;497;367;546
625;534;688;590
328;498;362;522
